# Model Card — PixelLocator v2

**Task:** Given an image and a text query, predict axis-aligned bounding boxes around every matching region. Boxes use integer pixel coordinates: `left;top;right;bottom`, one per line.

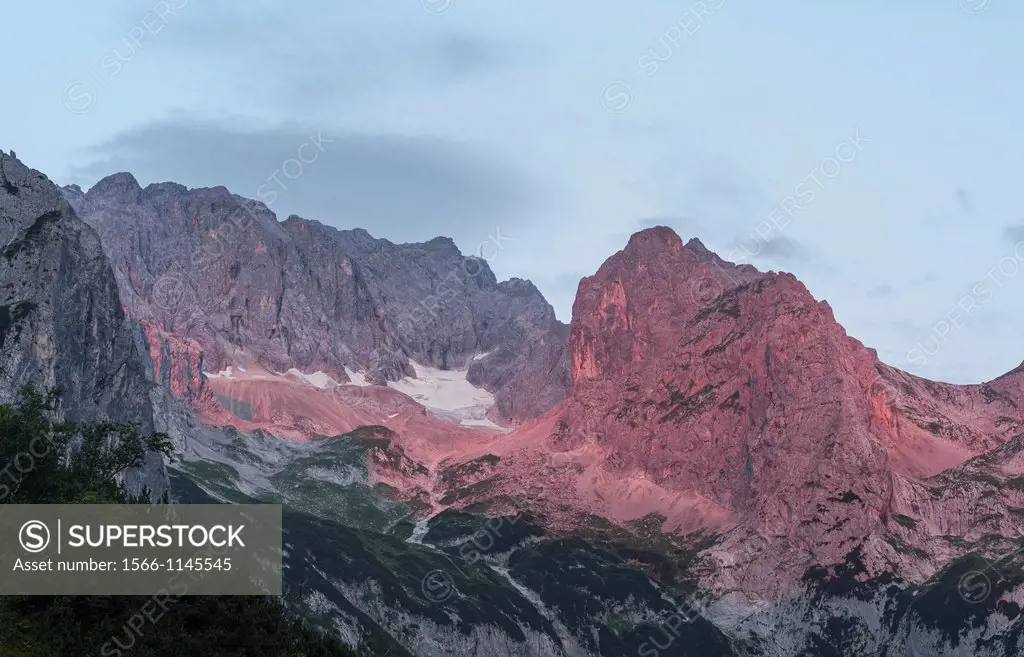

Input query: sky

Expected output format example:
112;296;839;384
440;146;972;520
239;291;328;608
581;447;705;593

2;0;1023;385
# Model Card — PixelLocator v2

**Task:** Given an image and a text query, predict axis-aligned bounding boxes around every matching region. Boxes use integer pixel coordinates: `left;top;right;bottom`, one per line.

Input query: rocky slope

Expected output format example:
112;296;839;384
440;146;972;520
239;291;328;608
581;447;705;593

0;151;166;495
64;175;570;423
170;396;1024;657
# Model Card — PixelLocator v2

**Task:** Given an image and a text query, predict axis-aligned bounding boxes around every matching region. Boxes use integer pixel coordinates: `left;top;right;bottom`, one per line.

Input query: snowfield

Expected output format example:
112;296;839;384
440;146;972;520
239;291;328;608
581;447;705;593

387;360;507;431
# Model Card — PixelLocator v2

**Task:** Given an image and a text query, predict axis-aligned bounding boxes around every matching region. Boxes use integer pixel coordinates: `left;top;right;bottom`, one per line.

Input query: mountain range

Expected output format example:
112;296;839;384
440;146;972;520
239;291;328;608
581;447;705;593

2;148;1022;656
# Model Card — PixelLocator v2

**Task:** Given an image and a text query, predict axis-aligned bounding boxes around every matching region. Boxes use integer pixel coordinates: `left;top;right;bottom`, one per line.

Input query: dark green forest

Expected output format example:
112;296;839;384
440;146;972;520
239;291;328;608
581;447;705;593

0;388;361;657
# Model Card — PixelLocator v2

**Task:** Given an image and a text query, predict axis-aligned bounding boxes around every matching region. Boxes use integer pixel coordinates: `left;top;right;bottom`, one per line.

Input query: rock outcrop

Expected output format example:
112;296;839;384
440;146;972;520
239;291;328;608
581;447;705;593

65;176;570;422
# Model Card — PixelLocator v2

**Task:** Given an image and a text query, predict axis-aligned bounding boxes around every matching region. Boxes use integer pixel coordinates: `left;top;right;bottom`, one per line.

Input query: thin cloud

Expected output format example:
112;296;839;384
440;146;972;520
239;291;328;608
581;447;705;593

867;284;893;299
69;119;546;246
955;188;973;215
751;236;810;261
1002;224;1024;243
142;2;518;110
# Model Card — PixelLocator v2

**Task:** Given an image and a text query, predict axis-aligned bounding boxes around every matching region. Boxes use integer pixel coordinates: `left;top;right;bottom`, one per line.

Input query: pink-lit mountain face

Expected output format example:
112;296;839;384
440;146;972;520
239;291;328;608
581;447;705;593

425;227;1024;595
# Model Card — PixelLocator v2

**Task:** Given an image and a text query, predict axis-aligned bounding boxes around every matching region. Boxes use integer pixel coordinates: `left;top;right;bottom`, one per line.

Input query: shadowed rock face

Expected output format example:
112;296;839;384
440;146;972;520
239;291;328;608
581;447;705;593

0;152;165;495
65;176;570;422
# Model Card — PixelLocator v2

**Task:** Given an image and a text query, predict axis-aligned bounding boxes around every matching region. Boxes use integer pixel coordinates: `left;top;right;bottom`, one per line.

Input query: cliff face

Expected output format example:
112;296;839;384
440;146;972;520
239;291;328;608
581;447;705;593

133;319;221;417
65;176;570;422
0;152;166;495
553;226;1024;591
567;226;1024;498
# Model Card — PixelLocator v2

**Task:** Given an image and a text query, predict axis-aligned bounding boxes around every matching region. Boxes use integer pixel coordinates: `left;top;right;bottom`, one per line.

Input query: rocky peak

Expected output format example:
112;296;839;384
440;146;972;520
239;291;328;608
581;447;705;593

684;235;711;253
336;226;380;248
624;224;685;252
570;226;766;385
88;171;143;200
498;277;544;299
423;235;460;252
142;181;189;197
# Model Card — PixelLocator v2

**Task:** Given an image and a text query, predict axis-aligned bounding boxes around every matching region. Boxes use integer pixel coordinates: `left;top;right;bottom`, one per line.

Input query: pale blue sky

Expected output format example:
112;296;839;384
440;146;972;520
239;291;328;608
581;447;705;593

3;0;1022;384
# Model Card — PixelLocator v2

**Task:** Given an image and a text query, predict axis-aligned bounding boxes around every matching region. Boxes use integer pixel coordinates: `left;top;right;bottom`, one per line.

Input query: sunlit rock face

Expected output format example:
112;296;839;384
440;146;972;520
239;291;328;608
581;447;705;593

555;226;1024;594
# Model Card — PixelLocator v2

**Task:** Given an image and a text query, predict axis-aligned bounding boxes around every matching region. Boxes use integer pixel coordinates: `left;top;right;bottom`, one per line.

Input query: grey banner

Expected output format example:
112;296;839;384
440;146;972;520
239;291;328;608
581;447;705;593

0;504;282;595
